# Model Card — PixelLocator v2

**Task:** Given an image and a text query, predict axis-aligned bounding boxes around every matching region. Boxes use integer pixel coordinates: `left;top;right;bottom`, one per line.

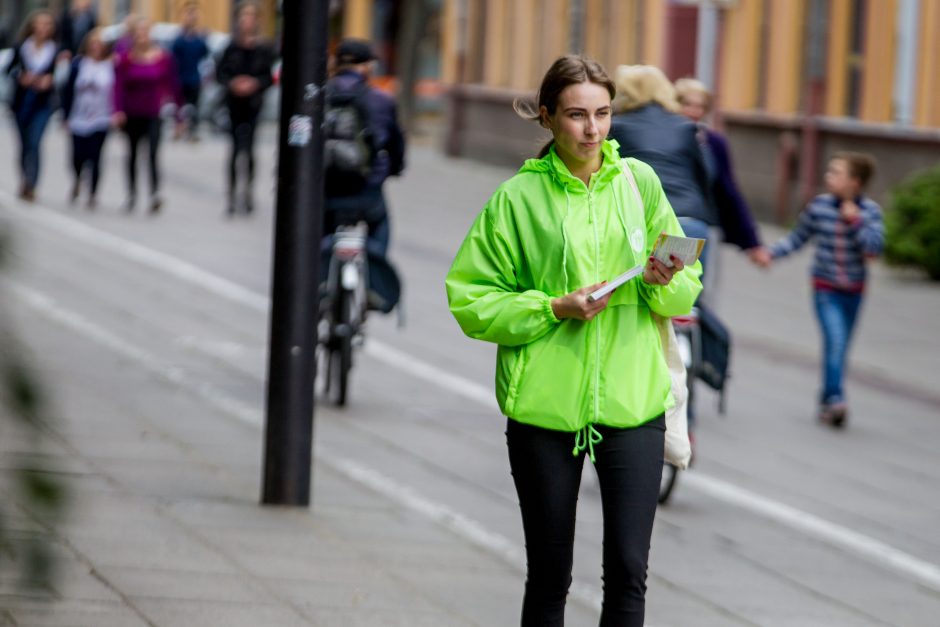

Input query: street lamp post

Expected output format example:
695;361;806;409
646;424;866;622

261;0;330;507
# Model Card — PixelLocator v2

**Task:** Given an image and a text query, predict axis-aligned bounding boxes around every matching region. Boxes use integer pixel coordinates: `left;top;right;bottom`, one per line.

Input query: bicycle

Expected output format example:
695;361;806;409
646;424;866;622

317;222;370;406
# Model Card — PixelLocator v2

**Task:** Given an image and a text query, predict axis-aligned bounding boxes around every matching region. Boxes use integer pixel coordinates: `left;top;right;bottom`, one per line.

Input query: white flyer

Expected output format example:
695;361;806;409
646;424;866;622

651;233;705;268
587;265;644;303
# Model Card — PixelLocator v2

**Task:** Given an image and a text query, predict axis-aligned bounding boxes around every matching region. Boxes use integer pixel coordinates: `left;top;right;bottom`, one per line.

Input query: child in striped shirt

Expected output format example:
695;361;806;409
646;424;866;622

752;152;884;427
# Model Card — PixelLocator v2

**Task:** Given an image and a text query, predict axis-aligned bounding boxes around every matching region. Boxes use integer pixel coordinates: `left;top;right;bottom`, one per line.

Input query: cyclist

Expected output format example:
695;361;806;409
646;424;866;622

322;38;406;256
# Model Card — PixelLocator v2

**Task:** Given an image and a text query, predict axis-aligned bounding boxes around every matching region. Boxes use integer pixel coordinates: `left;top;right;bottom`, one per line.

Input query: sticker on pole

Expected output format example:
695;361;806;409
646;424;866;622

287;115;312;147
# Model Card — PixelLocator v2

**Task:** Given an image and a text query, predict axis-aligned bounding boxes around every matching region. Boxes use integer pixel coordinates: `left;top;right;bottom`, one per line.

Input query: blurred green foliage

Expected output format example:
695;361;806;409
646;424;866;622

885;166;940;280
0;227;68;597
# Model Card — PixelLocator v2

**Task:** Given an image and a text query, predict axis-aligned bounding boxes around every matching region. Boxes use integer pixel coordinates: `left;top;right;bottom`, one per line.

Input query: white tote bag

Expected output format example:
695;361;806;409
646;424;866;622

620;160;692;470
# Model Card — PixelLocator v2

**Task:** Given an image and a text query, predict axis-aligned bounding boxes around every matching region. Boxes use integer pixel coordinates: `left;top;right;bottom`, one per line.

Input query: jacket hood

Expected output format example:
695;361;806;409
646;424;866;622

519;139;624;192
517;139;631;295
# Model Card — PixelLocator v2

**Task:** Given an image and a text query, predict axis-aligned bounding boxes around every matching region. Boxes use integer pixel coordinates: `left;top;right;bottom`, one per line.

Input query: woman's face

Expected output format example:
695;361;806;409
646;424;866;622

87;34;105;59
542;82;611;170
32;14;54;41
679;91;709;123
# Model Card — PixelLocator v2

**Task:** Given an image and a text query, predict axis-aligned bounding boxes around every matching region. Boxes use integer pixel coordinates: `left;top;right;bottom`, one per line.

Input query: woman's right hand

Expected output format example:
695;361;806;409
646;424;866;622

551;283;612;321
111;112;127;128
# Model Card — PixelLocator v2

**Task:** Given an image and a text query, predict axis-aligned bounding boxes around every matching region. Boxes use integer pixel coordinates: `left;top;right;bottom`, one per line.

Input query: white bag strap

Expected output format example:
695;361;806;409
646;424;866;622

619;159;645;208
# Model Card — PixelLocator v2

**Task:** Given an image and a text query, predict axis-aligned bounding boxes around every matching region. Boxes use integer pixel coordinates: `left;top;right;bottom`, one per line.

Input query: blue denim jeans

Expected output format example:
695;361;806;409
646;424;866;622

15;104;53;189
813;289;863;405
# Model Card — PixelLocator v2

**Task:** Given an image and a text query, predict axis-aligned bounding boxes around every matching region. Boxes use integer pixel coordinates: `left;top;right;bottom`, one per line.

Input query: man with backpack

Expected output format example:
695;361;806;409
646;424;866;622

322;38;405;256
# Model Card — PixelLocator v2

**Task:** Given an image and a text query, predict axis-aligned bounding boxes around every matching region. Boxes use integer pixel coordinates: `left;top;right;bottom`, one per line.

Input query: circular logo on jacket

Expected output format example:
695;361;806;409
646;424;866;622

630;228;645;253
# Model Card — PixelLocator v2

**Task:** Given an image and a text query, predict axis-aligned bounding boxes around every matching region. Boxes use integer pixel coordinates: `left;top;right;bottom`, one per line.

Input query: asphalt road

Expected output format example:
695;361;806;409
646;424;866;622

2;119;939;626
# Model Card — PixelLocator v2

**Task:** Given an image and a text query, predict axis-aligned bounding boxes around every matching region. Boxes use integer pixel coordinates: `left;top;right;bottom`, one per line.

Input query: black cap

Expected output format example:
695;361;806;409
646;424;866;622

335;38;376;65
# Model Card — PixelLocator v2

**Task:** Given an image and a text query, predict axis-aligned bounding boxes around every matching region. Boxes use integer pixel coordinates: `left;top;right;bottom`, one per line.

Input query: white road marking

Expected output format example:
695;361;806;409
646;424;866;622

3;194;940;596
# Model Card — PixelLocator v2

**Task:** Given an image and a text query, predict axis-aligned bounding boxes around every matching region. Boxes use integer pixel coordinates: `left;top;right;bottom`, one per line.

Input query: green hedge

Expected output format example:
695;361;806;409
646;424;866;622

884;166;940;280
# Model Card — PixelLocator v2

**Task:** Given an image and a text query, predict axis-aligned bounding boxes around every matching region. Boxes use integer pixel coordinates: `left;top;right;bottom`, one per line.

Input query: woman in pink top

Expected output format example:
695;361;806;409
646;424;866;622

113;19;182;213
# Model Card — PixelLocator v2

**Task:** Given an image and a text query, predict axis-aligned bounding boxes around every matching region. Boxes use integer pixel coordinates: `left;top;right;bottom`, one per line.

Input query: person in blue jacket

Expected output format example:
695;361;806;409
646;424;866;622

171;3;209;141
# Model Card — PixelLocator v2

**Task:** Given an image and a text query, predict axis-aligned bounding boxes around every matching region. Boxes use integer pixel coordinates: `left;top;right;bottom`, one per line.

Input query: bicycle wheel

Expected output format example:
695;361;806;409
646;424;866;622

329;288;353;406
658;462;679;504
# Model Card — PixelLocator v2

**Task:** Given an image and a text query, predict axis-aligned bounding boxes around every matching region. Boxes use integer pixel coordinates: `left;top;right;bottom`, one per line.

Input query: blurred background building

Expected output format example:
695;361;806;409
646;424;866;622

439;0;940;222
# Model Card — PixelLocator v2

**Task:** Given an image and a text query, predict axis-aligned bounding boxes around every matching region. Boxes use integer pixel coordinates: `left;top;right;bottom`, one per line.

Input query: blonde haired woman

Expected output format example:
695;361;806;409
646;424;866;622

611;64;681;113
6;10;58;201
61;27;114;209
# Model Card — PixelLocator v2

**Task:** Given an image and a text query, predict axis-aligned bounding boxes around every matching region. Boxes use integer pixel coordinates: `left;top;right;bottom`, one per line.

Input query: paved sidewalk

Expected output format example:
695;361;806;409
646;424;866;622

0;294;525;627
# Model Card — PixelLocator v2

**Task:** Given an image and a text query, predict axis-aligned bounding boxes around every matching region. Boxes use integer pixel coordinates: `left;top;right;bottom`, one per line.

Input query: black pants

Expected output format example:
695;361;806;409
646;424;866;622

181;83;200;132
71;130;108;195
506;416;665;627
227;107;260;194
124;116;162;198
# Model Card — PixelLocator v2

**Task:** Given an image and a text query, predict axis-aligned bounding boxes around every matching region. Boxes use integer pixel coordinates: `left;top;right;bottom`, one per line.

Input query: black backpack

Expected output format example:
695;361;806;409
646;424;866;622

323;81;375;196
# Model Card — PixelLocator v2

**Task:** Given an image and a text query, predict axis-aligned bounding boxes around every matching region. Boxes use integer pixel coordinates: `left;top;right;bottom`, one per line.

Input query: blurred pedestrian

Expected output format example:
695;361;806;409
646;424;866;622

322;38;406;255
113;18;183;213
171;2;209;141
112;13;138;58
61;27;114;210
752;153;884;427
57;0;97;60
216;1;275;216
5;10;59;202
446;55;701;626
675;78;765;268
608;66;719;287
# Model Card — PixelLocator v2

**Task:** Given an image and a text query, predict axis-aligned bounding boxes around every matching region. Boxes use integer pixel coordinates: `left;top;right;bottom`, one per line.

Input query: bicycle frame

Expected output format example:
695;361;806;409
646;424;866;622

317;222;370;405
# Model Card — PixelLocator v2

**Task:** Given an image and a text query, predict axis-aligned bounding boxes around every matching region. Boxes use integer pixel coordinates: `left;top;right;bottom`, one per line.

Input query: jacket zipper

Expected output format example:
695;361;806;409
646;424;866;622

589;189;600;424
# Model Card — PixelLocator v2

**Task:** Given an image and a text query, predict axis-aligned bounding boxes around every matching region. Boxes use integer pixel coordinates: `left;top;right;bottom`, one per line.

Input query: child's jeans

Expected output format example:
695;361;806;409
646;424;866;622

813;288;863;405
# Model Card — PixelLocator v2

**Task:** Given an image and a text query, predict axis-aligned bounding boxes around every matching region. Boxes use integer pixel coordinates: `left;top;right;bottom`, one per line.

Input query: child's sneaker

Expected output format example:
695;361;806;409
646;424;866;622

819;402;848;428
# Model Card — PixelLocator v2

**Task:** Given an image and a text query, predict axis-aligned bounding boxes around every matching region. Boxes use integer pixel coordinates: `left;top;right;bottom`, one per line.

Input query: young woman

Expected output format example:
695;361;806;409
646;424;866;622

61;27;114;209
6;10;58;201
446;56;702;626
112;19;182;213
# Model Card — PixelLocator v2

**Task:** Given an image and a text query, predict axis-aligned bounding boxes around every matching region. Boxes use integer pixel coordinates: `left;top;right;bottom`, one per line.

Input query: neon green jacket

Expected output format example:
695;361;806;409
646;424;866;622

446;140;702;455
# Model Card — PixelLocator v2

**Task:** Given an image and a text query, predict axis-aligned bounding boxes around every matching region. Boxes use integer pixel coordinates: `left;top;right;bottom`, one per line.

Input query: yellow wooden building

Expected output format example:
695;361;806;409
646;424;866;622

440;0;940;221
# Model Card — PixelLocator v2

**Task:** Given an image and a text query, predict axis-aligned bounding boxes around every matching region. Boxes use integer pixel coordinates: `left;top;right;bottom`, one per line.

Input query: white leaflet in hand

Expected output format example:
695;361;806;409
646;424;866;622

587;265;644;303
651;233;706;268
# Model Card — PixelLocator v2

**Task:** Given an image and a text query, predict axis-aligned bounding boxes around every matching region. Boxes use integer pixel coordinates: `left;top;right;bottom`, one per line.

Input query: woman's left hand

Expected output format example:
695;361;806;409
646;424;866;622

643;255;685;286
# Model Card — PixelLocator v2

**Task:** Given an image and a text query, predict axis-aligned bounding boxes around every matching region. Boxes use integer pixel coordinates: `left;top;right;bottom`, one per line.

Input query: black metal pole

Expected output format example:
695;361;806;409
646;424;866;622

262;0;329;506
